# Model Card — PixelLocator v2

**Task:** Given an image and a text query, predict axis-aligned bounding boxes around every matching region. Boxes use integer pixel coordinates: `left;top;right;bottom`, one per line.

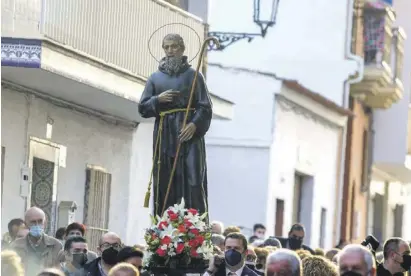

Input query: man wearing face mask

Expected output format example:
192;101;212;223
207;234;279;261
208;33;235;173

273;223;314;254
204;232;259;276
11;207;63;276
58;223;98;264
338;244;376;276
84;232;122;276
61;236;88;276
377;238;411;276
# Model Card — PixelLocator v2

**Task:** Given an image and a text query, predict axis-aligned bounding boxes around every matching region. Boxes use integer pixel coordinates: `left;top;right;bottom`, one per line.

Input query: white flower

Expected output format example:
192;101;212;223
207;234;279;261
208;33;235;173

197;243;214;260
171;198;186;215
160;244;168;250
143;251;153;266
159;224;178;238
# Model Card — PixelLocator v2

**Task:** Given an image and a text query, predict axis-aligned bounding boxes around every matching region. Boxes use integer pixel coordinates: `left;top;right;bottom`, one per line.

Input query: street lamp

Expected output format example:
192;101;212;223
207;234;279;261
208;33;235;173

208;0;280;51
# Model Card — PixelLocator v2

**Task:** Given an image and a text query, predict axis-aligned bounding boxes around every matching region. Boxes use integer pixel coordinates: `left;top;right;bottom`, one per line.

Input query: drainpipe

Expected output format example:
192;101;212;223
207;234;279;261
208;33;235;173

335;0;365;245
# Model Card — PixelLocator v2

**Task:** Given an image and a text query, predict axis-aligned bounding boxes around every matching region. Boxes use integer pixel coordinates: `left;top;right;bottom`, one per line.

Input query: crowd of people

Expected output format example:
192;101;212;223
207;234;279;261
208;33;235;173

1;206;410;276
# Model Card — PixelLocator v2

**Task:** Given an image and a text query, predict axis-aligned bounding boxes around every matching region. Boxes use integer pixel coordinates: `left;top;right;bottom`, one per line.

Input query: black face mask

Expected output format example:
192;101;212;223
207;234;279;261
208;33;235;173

400;254;411;271
225;249;243;267
72;253;88;269
255;263;263;270
102;247;119;265
341;271;363;276
288;237;303;250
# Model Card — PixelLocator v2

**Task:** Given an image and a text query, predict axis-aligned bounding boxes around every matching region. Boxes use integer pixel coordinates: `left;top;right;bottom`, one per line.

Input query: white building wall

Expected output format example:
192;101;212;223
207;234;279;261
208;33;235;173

207;145;270;228
206;65;278;143
205;65;342;248
205;65;278;229
1;88;153;243
266;98;340;249
369;180;411;241
207;0;357;106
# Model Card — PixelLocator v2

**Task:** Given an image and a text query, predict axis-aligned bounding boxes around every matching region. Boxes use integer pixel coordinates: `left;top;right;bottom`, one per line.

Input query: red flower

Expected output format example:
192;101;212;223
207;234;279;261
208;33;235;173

188;239;199;247
176;243;185;254
160;236;172;245
190;228;200;235
178;224;187;233
188;208;198;215
195;235;205;245
167;210;179;221
159;221;168;230
184;218;193;228
190;247;199;257
156;248;167;257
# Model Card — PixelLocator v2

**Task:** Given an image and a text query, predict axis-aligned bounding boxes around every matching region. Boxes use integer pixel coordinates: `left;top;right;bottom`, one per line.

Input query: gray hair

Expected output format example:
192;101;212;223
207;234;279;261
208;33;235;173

337;244;375;271
264;237;282;248
162;33;185;50
266;249;302;276
211;221;224;234
383;237;407;259
211;234;225;246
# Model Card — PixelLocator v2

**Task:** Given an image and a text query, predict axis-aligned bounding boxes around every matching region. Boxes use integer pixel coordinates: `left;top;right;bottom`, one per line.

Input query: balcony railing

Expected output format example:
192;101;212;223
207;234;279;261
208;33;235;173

350;6;405;109
1;0;205;79
363;6;395;67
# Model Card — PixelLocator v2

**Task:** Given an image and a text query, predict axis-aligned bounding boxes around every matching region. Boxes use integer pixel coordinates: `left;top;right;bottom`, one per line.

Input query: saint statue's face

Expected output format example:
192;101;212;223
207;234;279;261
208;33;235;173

162;39;184;58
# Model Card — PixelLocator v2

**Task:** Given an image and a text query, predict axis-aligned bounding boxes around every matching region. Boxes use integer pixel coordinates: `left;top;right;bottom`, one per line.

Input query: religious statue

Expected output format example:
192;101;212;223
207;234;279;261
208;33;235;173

139;33;212;217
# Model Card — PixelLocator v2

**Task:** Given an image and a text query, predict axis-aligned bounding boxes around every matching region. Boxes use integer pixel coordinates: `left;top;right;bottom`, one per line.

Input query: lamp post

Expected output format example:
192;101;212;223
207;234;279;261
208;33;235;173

208;0;280;51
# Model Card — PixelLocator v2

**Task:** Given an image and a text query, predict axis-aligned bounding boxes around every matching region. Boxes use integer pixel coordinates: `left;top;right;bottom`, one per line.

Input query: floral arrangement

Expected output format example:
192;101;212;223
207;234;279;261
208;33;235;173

144;199;213;269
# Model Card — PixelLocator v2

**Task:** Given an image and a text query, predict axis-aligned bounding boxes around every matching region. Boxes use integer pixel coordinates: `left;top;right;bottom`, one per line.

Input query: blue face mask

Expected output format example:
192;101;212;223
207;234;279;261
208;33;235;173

225;249;243;267
29;225;44;237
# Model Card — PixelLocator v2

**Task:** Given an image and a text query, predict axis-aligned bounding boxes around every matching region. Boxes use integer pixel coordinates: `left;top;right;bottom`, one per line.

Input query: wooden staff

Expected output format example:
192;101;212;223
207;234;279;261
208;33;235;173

160;37;220;215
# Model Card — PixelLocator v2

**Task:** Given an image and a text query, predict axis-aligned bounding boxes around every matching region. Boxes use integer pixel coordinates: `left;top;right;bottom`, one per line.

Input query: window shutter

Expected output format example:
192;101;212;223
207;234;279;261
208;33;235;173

83;167;111;251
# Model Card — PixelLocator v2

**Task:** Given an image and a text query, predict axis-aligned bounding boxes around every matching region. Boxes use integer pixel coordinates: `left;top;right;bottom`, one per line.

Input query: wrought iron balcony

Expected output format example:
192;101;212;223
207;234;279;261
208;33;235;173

350;6;405;109
1;0;205;79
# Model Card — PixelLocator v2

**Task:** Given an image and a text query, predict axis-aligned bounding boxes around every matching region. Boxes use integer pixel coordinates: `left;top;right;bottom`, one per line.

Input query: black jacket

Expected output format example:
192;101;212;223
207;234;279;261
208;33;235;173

83;257;103;276
214;263;259;276
274;237;315;254
376;262;405;276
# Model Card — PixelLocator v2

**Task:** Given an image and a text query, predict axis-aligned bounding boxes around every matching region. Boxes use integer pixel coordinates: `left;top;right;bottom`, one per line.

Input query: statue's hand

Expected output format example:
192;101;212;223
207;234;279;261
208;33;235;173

158;89;181;103
179;123;196;142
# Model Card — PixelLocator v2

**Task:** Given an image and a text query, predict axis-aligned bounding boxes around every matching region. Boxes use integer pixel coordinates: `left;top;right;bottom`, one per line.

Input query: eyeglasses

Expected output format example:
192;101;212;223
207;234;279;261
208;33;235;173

100;242;122;250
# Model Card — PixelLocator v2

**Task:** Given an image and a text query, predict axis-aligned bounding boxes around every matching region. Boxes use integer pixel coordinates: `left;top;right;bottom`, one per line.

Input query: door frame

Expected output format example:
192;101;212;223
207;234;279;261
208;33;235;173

27;137;61;234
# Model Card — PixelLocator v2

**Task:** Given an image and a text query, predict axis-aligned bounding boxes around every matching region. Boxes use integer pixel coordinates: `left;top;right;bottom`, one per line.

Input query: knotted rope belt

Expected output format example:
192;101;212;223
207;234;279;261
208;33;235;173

143;108;195;209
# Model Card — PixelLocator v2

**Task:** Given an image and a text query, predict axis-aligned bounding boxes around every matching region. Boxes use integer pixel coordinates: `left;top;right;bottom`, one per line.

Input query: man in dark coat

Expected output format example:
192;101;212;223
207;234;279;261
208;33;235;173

205;233;259;276
272;223;315;254
139;33;212;216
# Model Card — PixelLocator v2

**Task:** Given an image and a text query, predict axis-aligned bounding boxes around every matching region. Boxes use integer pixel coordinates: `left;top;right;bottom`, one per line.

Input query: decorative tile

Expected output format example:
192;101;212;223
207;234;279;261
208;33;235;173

1;37;42;68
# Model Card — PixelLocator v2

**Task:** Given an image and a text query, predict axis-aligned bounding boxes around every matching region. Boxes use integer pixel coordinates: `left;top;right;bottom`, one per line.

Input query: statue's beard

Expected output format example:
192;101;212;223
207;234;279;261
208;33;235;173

160;56;183;75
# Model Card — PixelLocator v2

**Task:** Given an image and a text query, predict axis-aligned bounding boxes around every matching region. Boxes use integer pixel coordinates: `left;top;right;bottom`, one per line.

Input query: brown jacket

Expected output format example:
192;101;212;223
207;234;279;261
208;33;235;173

11;234;63;275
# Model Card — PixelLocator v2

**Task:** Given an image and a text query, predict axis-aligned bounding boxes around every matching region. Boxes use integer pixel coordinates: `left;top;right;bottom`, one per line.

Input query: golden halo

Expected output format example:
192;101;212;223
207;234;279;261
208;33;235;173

147;23;201;63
